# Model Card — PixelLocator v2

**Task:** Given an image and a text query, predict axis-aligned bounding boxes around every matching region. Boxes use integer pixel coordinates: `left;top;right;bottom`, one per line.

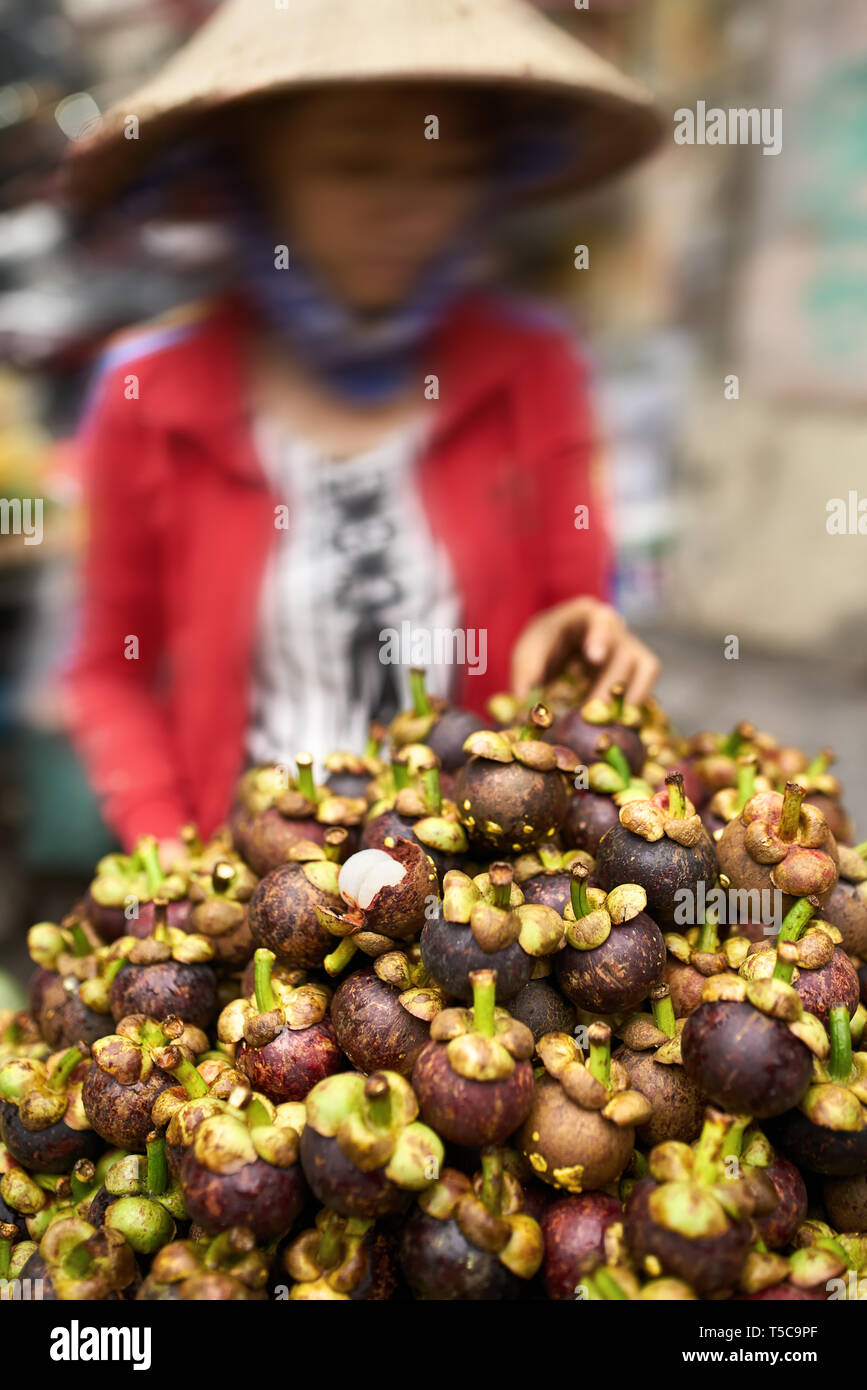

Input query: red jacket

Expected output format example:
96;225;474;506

66;292;611;848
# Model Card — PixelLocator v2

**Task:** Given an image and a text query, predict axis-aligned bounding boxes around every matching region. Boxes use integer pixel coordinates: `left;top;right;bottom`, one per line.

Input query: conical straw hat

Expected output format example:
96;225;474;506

67;0;661;205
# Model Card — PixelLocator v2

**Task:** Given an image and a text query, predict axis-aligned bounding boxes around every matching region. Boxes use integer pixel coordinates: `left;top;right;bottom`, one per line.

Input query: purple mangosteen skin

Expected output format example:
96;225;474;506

595;823;719;933
751;1153;807;1250
412;1039;534;1147
624;1177;750;1296
235;1017;344;1103
518;873;572;914
419;906;532;1003
109;961;217;1028
299;1125;410;1219
427;708;492;772
82;1063;174;1151
0;1100;102;1174
765;1108;867;1178
400;1207;521;1300
561;791;621;856
509;979;577;1044
331;970;431;1076
554;914;665;1014
38;979;110;1050
792;946;860;1025
742;1285;826;1301
681;1000;813;1119
541;1192;623;1299
180;1151;306;1242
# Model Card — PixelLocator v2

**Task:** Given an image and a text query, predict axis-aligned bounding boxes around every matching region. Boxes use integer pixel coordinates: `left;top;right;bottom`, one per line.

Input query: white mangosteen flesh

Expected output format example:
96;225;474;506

338;849;406;910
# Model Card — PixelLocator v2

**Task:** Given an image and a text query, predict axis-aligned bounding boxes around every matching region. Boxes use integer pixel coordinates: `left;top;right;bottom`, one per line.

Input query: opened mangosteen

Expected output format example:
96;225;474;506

399;1151;543;1300
716;782;839;918
555;865;665;1014
217;949;342;1102
109;903;218;1028
315;839;439;977
595;774;718;933
282;1209;398;1300
19;1214;136;1301
547;684;645;778
454;705;574;853
613;985;703;1147
412;970;535;1146
330;948;443;1076
390;667;492;773
232;755;365;877
540;1191;623;1300
518;1026;650;1193
179;1083;306;1241
82;1014;207;1150
138;1225;269;1300
0;1046;101;1173
300;1070;443;1218
623;1109;774;1296
765;1005;867;1176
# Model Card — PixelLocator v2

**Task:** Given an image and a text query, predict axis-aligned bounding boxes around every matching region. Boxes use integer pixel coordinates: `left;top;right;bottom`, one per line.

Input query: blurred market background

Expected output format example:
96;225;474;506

0;0;865;990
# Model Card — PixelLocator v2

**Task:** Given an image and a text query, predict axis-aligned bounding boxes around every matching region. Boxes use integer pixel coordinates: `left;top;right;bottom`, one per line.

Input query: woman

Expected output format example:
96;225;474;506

64;0;662;856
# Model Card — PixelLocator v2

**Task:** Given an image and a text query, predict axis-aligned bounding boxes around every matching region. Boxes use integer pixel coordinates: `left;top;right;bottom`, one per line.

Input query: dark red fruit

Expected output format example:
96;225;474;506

682;999;813;1119
541;1192;622;1299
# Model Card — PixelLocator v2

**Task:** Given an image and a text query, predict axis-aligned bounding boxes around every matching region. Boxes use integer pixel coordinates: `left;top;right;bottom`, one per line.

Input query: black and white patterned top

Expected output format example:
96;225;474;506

246;415;461;770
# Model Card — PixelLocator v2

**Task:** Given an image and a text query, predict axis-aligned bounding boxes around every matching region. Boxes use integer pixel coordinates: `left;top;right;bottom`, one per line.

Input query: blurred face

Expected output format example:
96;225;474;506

239;85;494;312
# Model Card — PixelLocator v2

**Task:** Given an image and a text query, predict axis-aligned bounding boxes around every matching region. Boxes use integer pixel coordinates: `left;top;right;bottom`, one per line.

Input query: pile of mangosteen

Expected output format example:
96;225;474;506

2;666;866;1303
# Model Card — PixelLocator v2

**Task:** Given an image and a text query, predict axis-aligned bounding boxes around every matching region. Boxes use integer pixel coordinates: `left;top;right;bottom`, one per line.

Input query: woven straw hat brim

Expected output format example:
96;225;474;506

67;0;662;206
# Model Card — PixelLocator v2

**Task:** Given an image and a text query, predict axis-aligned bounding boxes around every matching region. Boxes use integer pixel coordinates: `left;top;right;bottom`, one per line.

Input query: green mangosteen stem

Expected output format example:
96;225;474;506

720;1115;750;1163
205;1231;242;1270
165;1050;209;1100
364;1074;393;1129
772;897;817;982
421;764;443;816
828;1006;853;1085
409;667;432;718
245;1097;271;1129
138;836;164;899
365;724;385;760
602;742;631;787
778;782;805;843
519;703;552;742
470;970;497;1038
323;828;348;862
537;845;562;871
489;863;513;910
48;1045;84;1090
152;898;169;943
806;750;831;778
736;756;757;812
594;1267;627;1300
853;841;867;860
570;863;593;920
253;949;277;1013
68;922;92;958
480;1148;504;1217
316;1210;346;1270
697;911;719;954
692;1111;730;1185
650;984;676;1038
587;1023;611;1089
295;753;317;802
0;1228;14;1279
212;862;235;895
630;1149;649;1178
608;683;626;720
105;956;129;986
665;772;686;820
146;1132;168;1197
324;938;358;976
721;724;747;758
392;755;411;791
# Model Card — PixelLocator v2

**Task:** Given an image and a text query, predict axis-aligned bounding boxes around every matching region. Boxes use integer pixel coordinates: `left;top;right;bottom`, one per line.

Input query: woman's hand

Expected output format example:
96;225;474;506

511;597;660;707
